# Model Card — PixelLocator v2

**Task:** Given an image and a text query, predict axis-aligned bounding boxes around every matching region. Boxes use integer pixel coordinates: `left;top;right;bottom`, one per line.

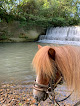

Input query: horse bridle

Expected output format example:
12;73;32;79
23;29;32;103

33;76;62;92
33;76;63;103
33;80;49;92
33;63;73;105
33;76;73;106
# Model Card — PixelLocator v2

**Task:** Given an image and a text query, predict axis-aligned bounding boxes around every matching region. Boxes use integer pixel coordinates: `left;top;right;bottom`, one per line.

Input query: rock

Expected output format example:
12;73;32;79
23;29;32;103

0;21;45;42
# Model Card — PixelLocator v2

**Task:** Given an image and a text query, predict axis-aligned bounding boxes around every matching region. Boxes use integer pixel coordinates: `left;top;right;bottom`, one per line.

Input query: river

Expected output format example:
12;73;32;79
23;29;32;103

0;42;48;86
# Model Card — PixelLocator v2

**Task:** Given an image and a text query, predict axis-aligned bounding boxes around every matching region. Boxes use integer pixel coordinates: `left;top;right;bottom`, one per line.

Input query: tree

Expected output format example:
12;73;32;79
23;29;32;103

0;0;80;27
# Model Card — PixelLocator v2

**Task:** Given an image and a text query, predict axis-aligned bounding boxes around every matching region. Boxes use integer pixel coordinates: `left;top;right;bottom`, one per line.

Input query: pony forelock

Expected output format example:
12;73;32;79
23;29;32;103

32;46;55;79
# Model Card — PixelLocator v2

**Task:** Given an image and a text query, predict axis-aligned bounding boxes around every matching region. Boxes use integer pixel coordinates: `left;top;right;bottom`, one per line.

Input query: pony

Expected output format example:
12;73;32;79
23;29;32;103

32;45;80;102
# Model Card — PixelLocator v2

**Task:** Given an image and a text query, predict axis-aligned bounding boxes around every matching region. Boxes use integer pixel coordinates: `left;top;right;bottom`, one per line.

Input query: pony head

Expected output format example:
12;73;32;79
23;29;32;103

32;45;61;102
32;45;80;102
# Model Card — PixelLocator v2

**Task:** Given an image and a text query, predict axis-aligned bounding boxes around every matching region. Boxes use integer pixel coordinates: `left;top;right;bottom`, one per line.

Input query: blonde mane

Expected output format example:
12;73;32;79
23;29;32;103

32;45;80;93
32;46;55;79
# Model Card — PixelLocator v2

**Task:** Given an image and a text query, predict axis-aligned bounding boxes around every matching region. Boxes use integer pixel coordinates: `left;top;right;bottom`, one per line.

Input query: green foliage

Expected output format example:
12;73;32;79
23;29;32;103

0;18;2;22
0;9;15;22
0;30;8;40
0;0;17;23
16;0;79;29
0;0;80;29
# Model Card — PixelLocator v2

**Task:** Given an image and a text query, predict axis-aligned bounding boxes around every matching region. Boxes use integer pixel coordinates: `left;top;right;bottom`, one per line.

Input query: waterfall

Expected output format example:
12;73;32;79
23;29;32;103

38;26;80;46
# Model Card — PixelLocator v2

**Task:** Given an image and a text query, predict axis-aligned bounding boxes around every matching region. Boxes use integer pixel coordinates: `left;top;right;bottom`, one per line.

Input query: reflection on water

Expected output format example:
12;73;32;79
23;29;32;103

0;42;46;85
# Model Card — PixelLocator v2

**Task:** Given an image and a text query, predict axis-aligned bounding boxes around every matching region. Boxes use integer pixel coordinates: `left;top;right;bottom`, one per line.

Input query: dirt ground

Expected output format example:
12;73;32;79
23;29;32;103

0;82;80;106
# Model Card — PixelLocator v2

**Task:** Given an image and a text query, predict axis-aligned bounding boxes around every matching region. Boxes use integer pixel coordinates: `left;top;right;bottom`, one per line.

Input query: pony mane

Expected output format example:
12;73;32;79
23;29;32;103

55;46;80;93
32;45;80;93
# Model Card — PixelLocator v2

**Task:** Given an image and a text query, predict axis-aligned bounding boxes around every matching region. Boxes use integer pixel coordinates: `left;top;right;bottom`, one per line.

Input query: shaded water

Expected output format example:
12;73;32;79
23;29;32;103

0;42;43;85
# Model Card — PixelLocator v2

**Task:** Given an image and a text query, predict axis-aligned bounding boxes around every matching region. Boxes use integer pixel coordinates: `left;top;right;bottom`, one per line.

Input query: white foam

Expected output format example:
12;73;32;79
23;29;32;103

38;26;80;46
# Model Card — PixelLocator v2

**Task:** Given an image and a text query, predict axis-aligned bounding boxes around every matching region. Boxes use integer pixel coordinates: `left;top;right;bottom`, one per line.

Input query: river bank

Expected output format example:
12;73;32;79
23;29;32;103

0;21;46;43
0;82;80;106
0;82;35;106
0;38;37;43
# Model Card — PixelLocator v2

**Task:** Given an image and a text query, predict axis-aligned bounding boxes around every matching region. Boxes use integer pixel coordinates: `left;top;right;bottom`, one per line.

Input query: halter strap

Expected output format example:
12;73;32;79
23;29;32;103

33;76;63;93
33;86;48;92
53;76;63;89
34;80;48;88
33;80;49;92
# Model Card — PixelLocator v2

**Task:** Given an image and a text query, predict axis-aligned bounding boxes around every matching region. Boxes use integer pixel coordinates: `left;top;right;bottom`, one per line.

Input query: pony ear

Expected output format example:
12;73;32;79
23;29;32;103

48;48;55;60
38;45;42;49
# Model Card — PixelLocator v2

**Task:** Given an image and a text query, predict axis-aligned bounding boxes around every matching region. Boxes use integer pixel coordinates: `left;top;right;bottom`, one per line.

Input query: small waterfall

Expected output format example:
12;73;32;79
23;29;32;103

38;26;80;46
